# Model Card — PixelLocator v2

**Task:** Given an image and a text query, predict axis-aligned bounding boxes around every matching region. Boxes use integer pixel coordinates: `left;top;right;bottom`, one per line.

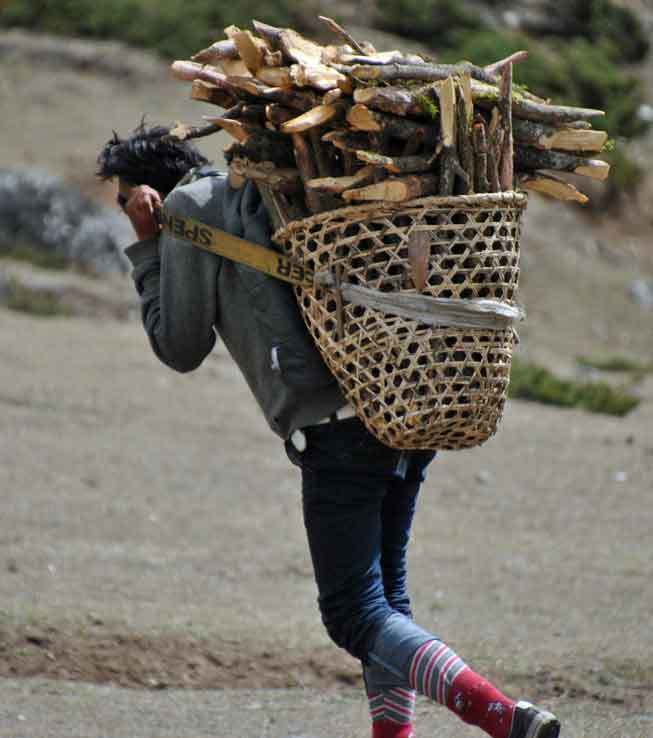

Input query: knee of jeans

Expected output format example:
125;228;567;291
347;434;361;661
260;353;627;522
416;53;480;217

319;599;391;660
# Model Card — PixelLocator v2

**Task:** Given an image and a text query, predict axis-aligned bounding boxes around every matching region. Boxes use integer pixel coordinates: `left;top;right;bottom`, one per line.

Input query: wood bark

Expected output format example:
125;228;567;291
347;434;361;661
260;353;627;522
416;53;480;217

515;147;611;180
322;130;373;154
499;63;514;191
472;117;491;193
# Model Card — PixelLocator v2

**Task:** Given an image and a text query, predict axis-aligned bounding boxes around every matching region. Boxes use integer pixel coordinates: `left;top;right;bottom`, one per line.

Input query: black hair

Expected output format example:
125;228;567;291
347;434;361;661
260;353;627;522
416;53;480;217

96;120;210;196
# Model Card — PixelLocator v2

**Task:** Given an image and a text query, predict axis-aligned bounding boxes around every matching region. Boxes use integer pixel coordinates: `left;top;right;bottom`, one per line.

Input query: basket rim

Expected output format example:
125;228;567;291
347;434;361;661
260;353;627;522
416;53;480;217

273;190;529;243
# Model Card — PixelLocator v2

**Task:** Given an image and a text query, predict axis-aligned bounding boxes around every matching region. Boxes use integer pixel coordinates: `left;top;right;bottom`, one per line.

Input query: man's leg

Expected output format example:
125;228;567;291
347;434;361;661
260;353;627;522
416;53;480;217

363;450;435;738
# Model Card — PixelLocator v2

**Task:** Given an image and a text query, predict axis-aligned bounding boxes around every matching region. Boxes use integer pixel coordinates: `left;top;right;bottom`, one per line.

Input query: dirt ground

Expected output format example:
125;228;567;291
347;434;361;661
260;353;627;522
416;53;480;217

1;29;653;738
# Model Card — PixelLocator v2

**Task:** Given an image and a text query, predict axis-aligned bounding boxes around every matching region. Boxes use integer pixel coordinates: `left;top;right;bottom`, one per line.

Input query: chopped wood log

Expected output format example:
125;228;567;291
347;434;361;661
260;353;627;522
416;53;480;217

167;120;222;142
290;63;347;91
456;74;475;192
337;50;424;65
472;117;491;193
318;15;365;54
279;28;325;66
192;40;239;65
323;88;345;105
306;165;378;193
354;85;439;118
438;77;468;195
401;130;425;157
251;20;283;49
517;171;589;204
471;81;605;124
255;66;294;87
355;150;438;174
229;157;301;193
191;80;238;109
499;63;514;191
487;107;504;192
224;136;295;168
292;133;328;212
512;119;608;152
233;104;267;123
265;104;296;126
322;130;373;154
202;117;281;144
515;147;611;180
309;128;334;178
281;104;341;133
347;104;439;144
342;174;439;202
219;59;252;78
171;61;246;98
337;61;500;86
484;51;529;77
263;49;284;67
232;30;268;74
257;86;319;112
225;74;269;97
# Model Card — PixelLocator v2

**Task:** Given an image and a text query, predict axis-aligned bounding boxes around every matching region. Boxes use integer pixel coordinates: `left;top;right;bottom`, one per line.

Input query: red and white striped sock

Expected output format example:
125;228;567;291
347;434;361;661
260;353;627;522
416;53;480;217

408;639;516;738
368;687;416;738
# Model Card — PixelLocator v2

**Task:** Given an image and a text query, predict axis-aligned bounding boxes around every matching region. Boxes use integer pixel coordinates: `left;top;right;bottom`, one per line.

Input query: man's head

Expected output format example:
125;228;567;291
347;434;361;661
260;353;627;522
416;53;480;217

97;120;210;198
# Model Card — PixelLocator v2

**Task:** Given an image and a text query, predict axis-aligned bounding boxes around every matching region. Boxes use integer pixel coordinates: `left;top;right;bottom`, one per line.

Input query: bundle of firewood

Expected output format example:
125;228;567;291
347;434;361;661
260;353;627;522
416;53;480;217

169;17;610;227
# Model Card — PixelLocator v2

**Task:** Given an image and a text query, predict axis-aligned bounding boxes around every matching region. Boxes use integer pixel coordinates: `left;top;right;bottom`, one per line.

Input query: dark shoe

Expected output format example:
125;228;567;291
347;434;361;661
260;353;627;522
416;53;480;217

509;700;560;738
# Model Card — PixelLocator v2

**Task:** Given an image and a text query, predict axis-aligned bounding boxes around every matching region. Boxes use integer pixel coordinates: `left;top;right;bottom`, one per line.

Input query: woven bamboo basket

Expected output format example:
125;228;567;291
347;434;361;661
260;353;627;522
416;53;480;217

273;191;528;450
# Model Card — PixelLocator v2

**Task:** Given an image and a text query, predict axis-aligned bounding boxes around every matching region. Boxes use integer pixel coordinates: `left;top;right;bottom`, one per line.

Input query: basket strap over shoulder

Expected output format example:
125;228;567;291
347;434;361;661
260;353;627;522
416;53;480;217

160;208;315;289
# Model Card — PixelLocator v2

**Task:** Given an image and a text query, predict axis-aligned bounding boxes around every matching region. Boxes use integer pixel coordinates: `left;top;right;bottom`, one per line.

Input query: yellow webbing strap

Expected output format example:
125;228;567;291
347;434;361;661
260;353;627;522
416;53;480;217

160;209;315;289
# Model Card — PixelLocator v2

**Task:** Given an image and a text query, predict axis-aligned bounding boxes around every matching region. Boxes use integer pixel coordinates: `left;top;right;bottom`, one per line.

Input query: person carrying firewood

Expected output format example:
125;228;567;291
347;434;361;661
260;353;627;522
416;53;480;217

97;121;560;738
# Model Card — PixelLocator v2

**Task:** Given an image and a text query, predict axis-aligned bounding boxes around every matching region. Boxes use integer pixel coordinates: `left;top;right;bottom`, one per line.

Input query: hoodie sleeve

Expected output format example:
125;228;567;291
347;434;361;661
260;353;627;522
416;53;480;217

124;182;221;373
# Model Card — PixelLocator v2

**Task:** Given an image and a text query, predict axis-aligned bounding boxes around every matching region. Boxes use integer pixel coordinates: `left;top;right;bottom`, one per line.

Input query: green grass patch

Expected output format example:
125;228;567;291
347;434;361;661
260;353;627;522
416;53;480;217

508;358;640;417
4;279;72;318
1;242;70;271
577;355;653;374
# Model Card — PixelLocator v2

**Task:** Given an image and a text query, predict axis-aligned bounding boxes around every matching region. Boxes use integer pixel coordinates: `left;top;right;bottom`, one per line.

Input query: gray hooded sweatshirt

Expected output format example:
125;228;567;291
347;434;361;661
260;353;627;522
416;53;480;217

124;169;345;439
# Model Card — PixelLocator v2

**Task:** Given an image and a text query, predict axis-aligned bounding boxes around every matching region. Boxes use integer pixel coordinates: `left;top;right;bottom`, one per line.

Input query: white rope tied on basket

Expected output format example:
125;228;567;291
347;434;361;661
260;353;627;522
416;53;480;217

314;269;525;330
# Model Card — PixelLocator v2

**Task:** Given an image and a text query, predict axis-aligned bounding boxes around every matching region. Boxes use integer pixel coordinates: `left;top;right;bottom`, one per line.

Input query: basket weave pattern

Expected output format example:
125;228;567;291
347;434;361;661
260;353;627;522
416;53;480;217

274;192;528;450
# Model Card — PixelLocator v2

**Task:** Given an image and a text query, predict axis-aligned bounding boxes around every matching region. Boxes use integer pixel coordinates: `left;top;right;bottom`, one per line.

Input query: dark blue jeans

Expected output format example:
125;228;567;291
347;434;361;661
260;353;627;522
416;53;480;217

285;417;436;662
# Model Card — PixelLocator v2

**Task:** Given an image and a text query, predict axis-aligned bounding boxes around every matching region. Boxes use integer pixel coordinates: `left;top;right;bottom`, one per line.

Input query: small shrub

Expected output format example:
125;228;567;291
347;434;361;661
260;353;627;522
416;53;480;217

3;279;72;318
508;358;640;417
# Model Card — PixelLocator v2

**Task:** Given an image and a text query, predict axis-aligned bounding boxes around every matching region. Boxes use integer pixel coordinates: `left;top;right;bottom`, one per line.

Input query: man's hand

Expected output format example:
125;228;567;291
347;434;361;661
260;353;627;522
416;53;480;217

123;185;163;241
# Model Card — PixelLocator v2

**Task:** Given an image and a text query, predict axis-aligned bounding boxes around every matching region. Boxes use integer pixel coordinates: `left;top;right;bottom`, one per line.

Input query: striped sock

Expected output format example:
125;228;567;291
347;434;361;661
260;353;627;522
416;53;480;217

408;639;516;738
368;687;416;738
